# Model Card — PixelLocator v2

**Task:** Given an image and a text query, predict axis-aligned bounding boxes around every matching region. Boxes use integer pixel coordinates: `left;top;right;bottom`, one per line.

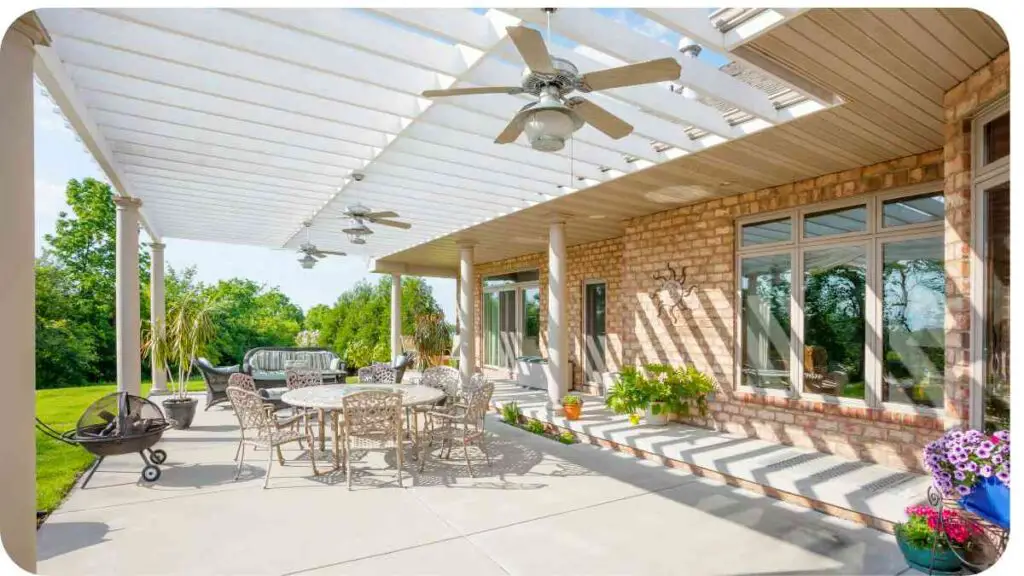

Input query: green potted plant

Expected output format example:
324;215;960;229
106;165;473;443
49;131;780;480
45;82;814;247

143;291;217;430
561;393;583;420
413;312;454;370
605;366;649;425
894;505;979;573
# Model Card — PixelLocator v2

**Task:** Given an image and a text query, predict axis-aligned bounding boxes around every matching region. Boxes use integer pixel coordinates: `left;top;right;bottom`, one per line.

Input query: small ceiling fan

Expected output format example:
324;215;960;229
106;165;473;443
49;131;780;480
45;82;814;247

421;10;682;152
296;220;345;269
324;204;412;245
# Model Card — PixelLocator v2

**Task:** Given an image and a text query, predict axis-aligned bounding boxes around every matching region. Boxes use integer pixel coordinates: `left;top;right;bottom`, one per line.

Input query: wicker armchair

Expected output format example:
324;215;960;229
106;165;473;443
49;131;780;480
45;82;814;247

420;380;494;477
228;372;257;393
226;386;307;489
195;357;240;411
342;391;405;490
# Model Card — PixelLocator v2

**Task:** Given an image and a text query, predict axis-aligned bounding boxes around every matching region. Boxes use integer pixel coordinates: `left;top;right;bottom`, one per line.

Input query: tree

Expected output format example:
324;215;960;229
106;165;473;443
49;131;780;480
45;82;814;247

309;276;444;368
36;178;149;383
199;278;304;365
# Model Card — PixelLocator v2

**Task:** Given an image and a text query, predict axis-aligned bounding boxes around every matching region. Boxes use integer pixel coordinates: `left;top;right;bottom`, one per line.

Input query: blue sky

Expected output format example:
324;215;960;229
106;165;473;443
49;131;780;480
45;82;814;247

33;85;457;322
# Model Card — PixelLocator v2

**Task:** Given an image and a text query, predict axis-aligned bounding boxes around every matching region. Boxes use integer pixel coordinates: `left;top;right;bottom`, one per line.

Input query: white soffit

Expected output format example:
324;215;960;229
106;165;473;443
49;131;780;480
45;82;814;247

35;7;835;257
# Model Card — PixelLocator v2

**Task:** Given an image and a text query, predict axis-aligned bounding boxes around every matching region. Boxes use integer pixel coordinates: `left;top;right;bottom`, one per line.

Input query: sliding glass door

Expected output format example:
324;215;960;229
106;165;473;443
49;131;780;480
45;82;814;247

482;270;540;370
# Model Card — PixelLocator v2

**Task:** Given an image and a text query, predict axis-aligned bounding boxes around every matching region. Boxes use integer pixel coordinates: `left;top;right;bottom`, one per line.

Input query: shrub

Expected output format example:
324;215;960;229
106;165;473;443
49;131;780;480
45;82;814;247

501;401;521;424
525;420;545;435
557;431;576;445
344;340;373;368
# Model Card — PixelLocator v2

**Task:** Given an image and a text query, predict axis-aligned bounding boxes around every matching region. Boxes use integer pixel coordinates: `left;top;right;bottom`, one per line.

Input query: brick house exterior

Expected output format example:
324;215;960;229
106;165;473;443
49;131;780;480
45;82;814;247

471;52;1008;473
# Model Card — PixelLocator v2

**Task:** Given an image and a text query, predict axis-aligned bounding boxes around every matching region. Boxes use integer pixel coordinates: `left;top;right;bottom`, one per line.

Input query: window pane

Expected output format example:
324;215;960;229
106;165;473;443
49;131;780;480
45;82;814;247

740;254;792;390
803;205;867;238
521;287;541;358
983;181;1010;433
483;269;539;288
742;218;792;247
803;245;866;399
882;193;944;227
882;237;945;407
984;112;1010;165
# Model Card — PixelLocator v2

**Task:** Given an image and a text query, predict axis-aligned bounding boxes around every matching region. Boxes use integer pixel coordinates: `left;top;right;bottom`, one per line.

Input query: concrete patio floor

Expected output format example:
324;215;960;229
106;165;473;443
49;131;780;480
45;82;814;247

38;397;911;575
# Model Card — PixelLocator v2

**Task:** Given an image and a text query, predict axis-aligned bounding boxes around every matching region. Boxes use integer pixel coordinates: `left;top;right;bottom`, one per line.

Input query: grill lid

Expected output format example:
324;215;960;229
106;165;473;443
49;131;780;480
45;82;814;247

76;392;167;439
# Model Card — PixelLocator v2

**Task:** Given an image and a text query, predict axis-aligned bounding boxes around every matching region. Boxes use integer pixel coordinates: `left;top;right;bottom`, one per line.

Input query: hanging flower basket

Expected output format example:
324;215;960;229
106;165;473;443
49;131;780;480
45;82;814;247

923;429;1010;530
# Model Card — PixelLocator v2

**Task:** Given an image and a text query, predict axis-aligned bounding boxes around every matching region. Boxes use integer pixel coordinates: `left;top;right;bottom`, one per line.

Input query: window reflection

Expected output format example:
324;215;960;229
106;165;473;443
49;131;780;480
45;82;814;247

984;182;1010;432
803;245;866;399
882;238;945;407
740;254;792;390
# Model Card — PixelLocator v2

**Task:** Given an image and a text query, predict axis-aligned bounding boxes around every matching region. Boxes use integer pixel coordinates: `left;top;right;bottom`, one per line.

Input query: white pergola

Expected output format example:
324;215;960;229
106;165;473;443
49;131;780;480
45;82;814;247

2;9;842;570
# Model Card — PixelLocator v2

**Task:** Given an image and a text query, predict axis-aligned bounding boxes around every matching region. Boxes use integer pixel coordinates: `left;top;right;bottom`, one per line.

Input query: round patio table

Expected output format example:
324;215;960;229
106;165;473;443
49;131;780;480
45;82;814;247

281;384;445;475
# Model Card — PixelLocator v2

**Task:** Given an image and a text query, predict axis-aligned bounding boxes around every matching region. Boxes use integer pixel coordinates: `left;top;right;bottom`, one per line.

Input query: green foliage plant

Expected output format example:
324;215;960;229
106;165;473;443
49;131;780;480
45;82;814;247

501;401;522;425
558;431;576;445
143;290;218;400
561;394;582;406
525;419;545;434
606;364;716;424
344;340;373;369
605;366;649;424
414;312;454;369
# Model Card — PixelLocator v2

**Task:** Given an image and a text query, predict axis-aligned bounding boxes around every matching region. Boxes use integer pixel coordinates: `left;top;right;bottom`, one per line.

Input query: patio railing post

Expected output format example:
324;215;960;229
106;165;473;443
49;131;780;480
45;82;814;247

114;196;143;396
391;272;402;364
457;241;476;386
149;241;167;394
547;218;569;413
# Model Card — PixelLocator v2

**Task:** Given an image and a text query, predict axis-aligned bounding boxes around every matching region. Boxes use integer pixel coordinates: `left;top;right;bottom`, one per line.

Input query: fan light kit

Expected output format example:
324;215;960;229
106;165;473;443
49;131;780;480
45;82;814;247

421;9;682;153
323;204;412;246
295;220;346;269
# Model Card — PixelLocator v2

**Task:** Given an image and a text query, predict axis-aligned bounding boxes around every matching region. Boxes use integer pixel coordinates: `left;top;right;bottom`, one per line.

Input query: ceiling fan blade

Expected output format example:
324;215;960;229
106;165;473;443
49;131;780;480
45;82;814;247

373;219;412;230
366;211;399;219
494;116;524;144
342;227;373;235
422;86;524;98
566;97;633;140
580;58;682;91
319;250;347;256
506;26;555;74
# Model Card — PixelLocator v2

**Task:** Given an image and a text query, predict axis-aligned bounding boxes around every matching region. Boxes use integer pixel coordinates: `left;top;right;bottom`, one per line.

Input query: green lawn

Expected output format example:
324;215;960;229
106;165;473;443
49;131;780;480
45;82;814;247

36;378;204;514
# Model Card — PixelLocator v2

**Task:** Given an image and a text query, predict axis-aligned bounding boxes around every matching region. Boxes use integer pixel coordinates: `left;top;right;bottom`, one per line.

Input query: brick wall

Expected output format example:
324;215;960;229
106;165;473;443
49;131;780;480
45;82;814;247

621;151;945;472
942;50;1009;426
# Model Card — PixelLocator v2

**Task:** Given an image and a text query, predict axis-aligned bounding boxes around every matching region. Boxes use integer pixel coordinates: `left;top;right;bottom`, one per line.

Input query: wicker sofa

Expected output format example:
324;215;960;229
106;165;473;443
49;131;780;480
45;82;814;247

242;347;346;388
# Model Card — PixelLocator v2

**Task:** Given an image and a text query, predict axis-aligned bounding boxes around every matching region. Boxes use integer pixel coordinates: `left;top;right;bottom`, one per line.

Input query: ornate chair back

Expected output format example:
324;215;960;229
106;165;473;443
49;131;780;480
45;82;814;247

343;391;402;438
420;366;461;399
369;362;396;384
228;373;257;393
463;381;494;427
226;387;273;438
285;368;323;390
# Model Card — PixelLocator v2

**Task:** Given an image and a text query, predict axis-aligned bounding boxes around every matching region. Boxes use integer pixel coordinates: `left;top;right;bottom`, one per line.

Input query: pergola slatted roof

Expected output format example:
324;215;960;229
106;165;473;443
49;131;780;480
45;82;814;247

37;7;841;257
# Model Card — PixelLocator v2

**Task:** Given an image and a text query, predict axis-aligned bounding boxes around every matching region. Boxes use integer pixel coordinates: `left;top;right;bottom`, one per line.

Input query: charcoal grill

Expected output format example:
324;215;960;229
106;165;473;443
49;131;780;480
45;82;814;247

36;392;170;487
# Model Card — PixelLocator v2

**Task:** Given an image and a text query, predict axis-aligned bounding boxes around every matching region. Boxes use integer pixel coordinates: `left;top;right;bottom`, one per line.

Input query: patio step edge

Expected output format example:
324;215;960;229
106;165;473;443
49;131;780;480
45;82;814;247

490;397;902;534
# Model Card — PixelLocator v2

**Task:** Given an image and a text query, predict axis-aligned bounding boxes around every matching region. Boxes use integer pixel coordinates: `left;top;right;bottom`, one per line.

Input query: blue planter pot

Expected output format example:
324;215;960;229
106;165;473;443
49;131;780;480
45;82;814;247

896;531;962;574
959;477;1010;530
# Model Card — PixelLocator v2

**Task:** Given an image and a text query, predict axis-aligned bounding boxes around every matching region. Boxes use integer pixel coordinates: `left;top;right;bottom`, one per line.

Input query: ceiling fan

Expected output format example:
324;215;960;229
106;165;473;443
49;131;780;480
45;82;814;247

325;203;412;245
421;11;682;152
296;220;345;269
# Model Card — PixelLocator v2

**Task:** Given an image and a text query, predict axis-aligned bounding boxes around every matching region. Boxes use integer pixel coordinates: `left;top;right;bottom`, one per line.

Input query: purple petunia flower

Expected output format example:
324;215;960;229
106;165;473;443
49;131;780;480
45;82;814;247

966;461;979;472
954;470;966;481
996;471;1010;484
993;454;1004;464
956;484;972;496
980;465;993;478
993;430;1009;442
976;447;992;459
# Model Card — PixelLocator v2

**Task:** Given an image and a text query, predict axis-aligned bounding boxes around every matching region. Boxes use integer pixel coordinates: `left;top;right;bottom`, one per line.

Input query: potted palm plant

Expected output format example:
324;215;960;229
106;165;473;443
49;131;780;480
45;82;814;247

144;291;217;430
413;312;453;370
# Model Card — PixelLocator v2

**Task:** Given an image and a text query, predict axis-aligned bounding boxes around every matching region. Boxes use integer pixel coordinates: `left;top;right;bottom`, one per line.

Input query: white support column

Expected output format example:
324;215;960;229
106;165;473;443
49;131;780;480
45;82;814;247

0;15;48;573
114;196;143;396
457;242;476;386
149;242;167;394
391;272;402;364
547;218;569;412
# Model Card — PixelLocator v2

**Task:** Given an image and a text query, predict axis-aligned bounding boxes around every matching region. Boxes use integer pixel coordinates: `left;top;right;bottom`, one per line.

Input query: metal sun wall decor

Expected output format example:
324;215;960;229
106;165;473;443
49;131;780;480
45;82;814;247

650;263;697;325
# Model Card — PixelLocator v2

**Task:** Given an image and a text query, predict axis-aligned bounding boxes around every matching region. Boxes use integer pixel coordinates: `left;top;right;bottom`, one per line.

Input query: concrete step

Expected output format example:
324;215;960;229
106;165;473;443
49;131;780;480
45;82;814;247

490;380;928;532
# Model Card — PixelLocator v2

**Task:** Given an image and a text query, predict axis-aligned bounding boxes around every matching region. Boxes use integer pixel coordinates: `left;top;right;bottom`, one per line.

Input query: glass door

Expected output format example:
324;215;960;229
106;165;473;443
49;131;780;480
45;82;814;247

498;290;518;369
584;281;607;383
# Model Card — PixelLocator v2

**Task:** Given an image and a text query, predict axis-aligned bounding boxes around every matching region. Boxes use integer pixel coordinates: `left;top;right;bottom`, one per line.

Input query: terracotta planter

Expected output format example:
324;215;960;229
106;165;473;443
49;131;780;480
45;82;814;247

563;403;582;420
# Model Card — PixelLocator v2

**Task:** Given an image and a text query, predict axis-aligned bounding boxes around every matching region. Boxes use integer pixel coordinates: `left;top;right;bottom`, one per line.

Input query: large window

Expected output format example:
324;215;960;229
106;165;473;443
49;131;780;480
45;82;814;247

972;102;1010;432
482;270;540;369
737;188;945;412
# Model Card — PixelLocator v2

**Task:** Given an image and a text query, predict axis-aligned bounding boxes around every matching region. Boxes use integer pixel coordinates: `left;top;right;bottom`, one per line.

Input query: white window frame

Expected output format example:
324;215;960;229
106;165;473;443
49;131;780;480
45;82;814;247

969;97;1010;430
735;184;945;417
